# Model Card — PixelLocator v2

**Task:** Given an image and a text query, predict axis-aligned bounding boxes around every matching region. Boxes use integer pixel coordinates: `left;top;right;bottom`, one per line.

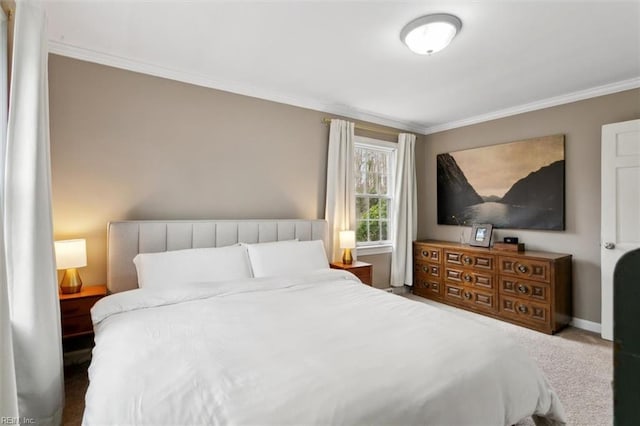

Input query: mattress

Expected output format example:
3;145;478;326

83;269;565;425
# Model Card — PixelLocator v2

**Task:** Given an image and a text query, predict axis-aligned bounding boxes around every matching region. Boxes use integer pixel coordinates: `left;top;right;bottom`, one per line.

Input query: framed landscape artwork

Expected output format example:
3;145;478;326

437;135;565;230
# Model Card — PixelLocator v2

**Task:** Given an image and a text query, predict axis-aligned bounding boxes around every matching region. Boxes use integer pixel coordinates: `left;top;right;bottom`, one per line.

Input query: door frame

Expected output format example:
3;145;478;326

601;119;640;340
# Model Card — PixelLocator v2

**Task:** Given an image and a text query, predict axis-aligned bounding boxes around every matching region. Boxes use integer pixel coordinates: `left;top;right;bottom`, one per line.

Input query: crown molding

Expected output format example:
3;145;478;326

48;41;425;135
422;77;640;134
49;41;639;137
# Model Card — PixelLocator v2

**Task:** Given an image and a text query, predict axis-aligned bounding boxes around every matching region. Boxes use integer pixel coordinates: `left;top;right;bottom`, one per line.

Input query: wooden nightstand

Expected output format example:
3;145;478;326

59;285;107;339
330;261;373;285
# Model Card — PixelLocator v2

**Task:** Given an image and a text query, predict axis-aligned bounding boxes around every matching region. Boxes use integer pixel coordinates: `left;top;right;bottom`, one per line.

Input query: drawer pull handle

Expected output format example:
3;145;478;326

517;285;528;294
463;256;472;265
422;250;429;257
464;291;472;300
517;264;528;273
423;282;430;289
422;266;428;273
518;305;528;314
431;267;438;274
463;274;472;282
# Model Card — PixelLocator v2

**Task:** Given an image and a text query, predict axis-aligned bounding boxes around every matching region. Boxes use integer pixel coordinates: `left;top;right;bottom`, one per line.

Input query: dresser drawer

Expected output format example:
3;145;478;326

61;314;93;337
444;250;494;271
499;276;550;303
499;256;550;283
329;262;372;285
414;277;442;298
59;285;107;341
444;267;495;290
414;261;441;279
444;283;496;311
499;295;550;327
414;244;442;263
60;296;101;317
351;267;372;285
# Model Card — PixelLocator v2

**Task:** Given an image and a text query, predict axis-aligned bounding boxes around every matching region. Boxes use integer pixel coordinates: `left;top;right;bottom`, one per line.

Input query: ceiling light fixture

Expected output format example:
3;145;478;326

400;13;462;55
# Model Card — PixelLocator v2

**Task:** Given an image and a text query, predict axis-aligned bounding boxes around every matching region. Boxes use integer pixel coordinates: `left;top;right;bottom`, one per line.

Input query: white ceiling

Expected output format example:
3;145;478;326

45;1;640;134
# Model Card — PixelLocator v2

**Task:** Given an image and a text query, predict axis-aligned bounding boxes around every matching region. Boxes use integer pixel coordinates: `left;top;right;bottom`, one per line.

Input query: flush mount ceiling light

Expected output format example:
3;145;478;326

400;13;462;55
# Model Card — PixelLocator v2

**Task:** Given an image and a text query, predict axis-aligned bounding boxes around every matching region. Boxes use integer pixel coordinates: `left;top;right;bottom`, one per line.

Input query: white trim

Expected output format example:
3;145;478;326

569;317;602;334
354;136;397;150
358;244;393;256
354;136;396;249
423;77;640;134
49;41;640;137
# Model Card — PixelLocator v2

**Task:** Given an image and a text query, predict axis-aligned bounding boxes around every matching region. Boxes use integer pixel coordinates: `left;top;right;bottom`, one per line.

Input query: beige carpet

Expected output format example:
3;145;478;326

63;296;612;425
406;295;613;426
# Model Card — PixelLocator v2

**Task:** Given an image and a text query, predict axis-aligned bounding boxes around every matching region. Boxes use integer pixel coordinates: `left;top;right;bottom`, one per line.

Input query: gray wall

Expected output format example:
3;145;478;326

49;55;400;288
416;88;640;323
50;54;640;321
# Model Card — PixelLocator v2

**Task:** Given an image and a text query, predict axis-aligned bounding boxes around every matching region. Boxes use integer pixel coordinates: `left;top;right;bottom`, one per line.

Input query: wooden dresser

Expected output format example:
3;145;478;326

413;240;571;334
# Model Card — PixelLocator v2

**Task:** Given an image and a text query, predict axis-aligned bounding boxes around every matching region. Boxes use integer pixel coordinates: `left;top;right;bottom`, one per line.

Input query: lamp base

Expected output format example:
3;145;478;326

342;248;353;265
60;268;83;294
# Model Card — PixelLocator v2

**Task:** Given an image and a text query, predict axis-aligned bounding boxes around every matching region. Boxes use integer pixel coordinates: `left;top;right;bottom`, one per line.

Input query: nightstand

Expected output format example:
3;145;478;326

59;284;107;339
330;261;373;285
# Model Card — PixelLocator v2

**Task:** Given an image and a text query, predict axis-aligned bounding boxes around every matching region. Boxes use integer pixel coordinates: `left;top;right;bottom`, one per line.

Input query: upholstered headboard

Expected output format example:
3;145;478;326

107;219;329;294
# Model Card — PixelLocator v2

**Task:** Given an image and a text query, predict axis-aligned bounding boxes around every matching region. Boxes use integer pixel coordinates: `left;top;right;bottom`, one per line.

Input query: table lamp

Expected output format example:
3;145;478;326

339;230;356;265
55;239;87;294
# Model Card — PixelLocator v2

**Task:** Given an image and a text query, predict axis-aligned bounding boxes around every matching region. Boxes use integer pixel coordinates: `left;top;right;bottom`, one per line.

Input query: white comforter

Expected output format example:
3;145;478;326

84;270;565;426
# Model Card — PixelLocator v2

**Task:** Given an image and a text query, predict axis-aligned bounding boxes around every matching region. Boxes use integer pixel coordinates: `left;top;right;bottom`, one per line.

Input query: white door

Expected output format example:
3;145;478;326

601;119;640;341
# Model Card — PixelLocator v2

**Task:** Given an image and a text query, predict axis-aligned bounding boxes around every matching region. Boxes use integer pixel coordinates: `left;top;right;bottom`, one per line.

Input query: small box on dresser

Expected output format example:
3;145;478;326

413;241;572;334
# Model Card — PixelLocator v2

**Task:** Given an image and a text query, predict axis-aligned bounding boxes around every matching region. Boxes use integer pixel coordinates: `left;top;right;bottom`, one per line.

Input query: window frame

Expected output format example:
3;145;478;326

353;136;397;255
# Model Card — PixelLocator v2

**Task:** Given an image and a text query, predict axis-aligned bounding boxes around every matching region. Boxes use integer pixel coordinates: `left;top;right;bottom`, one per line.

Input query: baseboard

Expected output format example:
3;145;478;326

570;317;601;334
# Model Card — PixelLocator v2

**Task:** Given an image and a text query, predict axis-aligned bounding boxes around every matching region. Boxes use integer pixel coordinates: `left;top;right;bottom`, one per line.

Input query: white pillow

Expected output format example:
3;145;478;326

246;239;329;278
133;245;252;289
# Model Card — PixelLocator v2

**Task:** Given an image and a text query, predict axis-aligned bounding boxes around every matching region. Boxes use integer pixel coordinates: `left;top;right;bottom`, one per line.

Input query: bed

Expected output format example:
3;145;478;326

83;219;566;425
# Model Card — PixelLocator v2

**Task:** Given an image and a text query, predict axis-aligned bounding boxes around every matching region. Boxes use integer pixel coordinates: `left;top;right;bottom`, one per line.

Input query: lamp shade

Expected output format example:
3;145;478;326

54;239;87;270
401;13;462;55
339;230;356;249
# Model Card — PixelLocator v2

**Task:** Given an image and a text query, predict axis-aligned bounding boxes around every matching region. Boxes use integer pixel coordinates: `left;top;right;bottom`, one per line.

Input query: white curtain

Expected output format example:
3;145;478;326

390;133;417;287
3;1;64;424
0;6;19;421
324;119;355;262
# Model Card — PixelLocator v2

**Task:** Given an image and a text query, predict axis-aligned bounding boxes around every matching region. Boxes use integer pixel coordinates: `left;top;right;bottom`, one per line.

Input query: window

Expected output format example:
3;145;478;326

354;137;396;251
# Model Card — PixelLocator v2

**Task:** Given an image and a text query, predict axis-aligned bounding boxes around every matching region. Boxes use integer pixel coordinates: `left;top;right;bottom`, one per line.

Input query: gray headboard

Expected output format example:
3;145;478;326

107;219;329;294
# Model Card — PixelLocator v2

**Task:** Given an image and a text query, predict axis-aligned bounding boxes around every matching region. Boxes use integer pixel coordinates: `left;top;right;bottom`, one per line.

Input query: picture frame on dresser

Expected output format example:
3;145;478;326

468;223;493;247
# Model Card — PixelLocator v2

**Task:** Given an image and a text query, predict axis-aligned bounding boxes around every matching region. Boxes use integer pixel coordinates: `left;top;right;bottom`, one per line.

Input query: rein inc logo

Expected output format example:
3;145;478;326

1;418;35;424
